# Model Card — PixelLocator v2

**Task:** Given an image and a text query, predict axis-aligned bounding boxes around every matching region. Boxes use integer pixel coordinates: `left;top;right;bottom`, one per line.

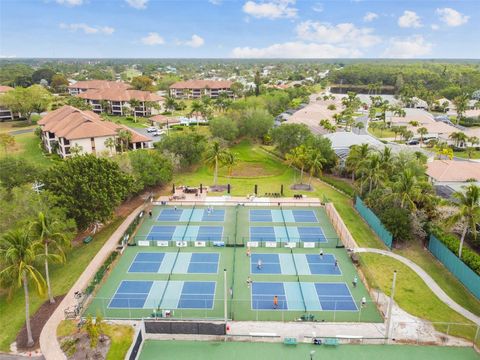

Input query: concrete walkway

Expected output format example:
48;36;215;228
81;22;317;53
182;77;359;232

354;248;480;325
39;204;146;360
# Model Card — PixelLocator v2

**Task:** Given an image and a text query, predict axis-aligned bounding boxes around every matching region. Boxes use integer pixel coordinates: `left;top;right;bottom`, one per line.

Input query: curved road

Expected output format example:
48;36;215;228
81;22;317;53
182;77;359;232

354;247;480;325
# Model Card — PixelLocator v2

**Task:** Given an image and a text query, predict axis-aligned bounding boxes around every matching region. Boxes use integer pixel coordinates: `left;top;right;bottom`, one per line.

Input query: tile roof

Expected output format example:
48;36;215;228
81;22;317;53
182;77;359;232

426;160;480;182
0;85;14;93
68;80;130;90
38;105;151;143
170;80;232;89
77;88;163;102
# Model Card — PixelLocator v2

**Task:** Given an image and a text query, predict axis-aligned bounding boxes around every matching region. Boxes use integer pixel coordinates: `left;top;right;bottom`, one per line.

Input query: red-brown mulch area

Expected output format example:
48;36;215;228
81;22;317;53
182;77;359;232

15;295;65;351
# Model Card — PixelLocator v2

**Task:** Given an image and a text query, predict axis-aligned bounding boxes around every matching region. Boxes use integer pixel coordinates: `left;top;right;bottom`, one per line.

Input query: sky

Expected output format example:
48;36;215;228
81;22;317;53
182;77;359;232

0;0;479;59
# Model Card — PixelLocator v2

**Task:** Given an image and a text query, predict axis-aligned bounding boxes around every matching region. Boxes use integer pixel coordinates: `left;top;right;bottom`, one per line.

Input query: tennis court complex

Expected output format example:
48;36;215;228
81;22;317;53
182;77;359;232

85;205;382;322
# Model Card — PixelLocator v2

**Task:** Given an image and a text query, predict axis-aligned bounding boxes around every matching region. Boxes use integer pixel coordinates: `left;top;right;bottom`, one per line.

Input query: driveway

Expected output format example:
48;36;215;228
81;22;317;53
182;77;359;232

8;128;34;135
127;126;163;143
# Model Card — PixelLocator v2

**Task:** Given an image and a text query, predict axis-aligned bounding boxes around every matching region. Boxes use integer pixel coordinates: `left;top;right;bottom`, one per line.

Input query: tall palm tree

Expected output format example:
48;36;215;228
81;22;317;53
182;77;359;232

447;184;480;258
358;152;385;194
346;143;371;181
189;100;204;126
30;212;70;304
453;94;469;124
225;152;238;177
204;141;230;186
306;150;326;185
0;229;46;347
390;168;420;209
104;137;116;155
164;96;177;113
449;132;468;148
286;145;309;184
128;99;142;123
118;129;132;152
417;127;428;146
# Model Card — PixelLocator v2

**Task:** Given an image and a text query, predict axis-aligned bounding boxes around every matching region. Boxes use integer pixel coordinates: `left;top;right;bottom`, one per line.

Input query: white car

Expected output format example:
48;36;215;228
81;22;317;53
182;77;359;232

146;127;158;133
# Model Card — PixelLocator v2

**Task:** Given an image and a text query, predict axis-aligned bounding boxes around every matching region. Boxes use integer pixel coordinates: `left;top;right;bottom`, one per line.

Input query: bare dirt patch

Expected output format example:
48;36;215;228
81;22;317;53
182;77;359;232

228;163;279;177
59;333;111;360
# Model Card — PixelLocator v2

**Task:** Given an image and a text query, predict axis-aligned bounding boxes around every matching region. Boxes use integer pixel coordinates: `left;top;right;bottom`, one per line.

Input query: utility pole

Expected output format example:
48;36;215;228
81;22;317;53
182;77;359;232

385;270;397;341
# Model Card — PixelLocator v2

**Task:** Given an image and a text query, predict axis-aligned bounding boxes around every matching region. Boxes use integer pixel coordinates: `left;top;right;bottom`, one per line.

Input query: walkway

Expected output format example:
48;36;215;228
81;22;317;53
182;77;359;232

39;204;146;360
354;248;480;325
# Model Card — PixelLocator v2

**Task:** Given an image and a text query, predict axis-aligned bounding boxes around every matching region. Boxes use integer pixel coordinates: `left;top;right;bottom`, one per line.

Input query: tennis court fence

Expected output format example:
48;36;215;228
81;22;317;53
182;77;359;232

152;200;324;207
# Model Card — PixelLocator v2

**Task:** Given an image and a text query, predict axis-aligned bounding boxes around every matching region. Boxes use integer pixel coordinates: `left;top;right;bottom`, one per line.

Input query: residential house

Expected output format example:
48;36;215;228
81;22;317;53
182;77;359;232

67;80;130;95
426;159;480;199
169;80;233;99
149;114;180;127
0;85;21;121
38;105;152;158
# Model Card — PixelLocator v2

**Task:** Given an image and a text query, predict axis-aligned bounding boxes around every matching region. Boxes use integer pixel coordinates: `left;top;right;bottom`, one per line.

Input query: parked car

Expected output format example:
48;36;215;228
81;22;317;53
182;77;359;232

406;140;419;145
146;127;158;133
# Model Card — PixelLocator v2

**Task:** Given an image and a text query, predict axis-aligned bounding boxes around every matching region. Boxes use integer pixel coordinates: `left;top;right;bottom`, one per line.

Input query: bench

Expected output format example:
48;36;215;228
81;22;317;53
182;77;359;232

324;338;339;346
283;337;297;346
83;236;93;244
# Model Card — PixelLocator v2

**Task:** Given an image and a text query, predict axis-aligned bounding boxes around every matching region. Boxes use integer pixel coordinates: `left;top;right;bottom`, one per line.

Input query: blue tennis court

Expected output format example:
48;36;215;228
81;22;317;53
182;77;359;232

146;225;224;241
249;209;318;223
128;252;220;274
109;280;216;309
251;282;357;311
249;226;326;242
250;253;341;275
157;208;225;222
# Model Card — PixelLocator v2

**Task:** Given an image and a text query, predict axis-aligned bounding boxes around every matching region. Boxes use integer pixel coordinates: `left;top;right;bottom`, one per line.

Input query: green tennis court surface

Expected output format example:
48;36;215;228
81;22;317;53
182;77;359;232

85;205;383;322
137;341;480;360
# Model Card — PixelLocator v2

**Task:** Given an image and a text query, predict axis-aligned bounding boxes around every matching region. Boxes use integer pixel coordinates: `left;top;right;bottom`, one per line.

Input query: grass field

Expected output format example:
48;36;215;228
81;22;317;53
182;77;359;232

0;217;125;352
85;205;383;323
0;132;57;168
138;340;480;360
359;253;479;345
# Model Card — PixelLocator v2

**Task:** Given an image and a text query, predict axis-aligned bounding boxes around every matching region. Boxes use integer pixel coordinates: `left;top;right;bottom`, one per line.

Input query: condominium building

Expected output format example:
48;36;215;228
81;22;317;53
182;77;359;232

69;80;163;117
169;80;233;99
38;105;152;158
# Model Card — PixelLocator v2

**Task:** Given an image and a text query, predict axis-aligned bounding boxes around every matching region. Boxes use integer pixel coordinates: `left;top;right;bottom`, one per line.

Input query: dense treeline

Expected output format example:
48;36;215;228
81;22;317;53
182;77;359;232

329;63;480;99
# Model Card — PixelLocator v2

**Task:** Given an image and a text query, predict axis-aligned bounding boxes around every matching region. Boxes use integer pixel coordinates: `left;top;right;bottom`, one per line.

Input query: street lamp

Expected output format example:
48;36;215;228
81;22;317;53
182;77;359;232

310;350;315;360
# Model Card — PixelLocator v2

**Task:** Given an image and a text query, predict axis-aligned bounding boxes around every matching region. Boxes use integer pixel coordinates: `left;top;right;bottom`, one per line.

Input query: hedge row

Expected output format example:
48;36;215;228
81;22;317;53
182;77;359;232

430;226;480;275
85;251;119;294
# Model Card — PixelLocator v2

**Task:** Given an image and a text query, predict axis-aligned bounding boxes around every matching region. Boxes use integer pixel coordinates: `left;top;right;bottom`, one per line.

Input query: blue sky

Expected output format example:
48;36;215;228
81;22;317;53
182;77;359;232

0;0;478;58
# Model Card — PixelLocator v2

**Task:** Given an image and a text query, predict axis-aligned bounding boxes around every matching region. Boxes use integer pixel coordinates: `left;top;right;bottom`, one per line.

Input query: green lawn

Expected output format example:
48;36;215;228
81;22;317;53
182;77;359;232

359;253;478;345
369;127;396;139
453;150;480;159
101;115;150;129
57;320;133;360
0;217;125;352
1;132;57;168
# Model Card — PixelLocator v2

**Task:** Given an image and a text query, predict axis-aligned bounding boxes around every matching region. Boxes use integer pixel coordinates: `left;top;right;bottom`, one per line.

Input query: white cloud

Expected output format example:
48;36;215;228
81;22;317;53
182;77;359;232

436;8;469;27
242;0;297;19
59;23;114;35
55;0;83;6
178;34;205;48
363;12;378;22
125;0;148;9
398;10;422;28
231;42;361;58
383;35;433;58
295;21;381;48
431;24;439;31
312;2;323;13
141;32;165;45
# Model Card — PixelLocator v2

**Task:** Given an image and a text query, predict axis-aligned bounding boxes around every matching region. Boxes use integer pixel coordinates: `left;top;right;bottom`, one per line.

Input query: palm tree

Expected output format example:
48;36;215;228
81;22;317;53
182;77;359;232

417;127;428;146
0;229;46;347
286;145;309;184
390;168;420;209
306;150;326;185
346;143;371;181
189;100;204;126
449;131;468;148
447;184;480;258
129;99;142;123
358;153;385;194
69;144;83;156
30;212;70;304
99;100;111;114
409;120;419;127
453;94;469;124
104;137;116;155
118;129;132;152
204;141;230;186
469;136;480;148
225;152;238;177
164;96;177;113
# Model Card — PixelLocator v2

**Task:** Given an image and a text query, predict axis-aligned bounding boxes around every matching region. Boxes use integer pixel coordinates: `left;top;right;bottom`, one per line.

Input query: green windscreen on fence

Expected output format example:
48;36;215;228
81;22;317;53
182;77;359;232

355;196;393;248
428;235;480;300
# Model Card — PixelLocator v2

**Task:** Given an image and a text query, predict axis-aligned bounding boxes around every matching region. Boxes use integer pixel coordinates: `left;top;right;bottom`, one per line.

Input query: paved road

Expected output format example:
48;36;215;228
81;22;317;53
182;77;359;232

8;128;34;135
354;248;480;325
128;126;163;143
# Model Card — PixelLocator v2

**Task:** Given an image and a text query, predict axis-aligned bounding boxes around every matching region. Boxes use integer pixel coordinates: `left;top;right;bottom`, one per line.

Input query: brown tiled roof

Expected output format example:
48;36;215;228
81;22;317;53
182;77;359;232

68;80;130;90
0;85;14;93
170;80;232;90
149;114;180;125
77;88;163;102
426;160;480;182
38;105;152;143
